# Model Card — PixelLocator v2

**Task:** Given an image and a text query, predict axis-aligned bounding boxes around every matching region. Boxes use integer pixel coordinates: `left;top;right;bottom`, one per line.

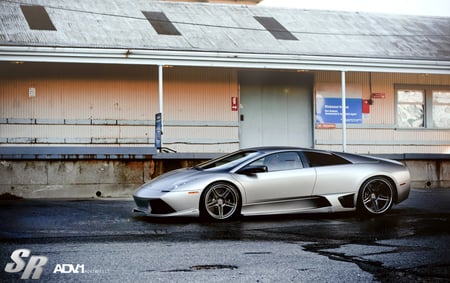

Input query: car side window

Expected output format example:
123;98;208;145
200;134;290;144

303;151;350;167
248;152;304;172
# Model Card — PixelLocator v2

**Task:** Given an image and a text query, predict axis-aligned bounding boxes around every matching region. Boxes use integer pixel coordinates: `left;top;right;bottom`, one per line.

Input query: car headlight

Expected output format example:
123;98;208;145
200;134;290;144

161;181;188;192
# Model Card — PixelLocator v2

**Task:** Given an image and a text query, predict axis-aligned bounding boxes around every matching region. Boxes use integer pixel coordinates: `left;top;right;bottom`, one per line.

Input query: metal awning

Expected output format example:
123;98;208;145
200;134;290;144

1;46;450;74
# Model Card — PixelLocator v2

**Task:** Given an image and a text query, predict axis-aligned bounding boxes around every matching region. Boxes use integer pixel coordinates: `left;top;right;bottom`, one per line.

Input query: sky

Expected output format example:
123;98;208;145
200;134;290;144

259;0;450;17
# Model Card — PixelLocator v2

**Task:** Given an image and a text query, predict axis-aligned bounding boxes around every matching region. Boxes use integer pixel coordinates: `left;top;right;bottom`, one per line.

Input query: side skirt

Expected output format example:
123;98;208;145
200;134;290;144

241;196;332;216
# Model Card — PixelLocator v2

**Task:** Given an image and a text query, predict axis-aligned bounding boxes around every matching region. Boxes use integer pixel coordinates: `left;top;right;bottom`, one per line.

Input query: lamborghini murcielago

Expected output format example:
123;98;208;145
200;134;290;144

133;147;410;220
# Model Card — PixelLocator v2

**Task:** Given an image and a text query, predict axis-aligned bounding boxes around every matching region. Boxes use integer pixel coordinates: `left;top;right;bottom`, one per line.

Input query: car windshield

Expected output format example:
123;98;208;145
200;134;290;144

195;150;260;171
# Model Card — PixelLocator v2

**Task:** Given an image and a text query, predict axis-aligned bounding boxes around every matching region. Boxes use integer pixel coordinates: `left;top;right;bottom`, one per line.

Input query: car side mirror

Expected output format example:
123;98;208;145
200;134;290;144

237;165;268;175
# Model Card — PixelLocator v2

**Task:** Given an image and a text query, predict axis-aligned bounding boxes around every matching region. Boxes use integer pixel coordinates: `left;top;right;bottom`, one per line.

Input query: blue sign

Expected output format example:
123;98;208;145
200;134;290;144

155;113;162;149
316;98;362;124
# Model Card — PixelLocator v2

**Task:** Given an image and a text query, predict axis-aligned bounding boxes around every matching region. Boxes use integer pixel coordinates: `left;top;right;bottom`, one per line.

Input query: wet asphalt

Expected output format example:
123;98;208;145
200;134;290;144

0;188;449;282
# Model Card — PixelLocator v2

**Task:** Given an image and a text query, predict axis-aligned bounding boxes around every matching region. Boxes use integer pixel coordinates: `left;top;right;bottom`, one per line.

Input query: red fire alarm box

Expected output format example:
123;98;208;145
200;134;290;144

231;97;239;111
362;99;371;114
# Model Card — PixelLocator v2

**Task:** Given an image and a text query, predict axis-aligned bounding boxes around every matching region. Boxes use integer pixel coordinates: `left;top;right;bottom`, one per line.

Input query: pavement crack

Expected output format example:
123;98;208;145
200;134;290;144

303;242;449;283
243;251;272;255
160;264;238;273
191;264;238;270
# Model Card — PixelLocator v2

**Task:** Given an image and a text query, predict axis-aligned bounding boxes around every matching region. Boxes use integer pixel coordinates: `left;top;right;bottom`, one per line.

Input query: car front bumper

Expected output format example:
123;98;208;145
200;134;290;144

132;192;200;217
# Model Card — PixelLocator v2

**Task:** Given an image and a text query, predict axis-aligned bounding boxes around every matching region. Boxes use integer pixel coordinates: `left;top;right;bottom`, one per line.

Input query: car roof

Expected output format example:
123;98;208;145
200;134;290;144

242;146;380;164
245;146;331;154
246;146;307;152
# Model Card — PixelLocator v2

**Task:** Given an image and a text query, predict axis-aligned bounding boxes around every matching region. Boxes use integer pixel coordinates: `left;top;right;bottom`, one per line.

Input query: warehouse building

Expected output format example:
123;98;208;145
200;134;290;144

0;0;449;197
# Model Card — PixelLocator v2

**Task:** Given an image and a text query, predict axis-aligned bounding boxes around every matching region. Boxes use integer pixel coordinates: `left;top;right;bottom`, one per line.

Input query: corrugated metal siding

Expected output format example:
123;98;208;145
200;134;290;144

314;71;450;154
0;63;239;151
164;67;238;121
0;63;155;145
0;63;159;120
162;67;239;152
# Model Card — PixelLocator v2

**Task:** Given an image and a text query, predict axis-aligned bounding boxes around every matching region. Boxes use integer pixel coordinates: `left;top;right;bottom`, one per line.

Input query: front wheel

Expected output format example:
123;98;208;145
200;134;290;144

358;177;394;216
200;182;241;221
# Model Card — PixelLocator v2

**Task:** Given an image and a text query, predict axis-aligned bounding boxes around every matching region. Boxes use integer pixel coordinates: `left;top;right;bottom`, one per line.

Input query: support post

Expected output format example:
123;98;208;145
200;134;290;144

158;65;163;115
341;71;347;152
156;65;163;151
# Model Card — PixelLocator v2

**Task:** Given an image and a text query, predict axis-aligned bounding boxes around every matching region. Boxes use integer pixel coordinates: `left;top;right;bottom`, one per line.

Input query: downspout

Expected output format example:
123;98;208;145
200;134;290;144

341;70;347;152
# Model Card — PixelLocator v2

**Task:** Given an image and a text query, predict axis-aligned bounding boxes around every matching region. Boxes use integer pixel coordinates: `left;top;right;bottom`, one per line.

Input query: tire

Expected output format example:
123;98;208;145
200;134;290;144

357;177;394;216
200;182;241;221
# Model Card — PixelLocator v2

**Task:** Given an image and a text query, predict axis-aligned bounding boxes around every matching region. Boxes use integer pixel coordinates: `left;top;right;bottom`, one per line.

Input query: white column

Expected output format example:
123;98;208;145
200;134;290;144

341;71;347;152
158;65;163;115
156;65;164;151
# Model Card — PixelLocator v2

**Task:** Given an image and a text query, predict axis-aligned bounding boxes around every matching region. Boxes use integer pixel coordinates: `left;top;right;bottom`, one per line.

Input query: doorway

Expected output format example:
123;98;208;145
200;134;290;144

239;71;313;148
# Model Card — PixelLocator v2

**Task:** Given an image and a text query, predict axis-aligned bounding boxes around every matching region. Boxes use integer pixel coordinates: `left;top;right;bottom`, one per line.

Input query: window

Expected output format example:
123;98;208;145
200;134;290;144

196;150;259;170
20;5;56;31
303;151;350;167
397;90;424;128
254;16;297;40
396;86;450;129
432;91;450;128
247;152;303;172
142;11;181;35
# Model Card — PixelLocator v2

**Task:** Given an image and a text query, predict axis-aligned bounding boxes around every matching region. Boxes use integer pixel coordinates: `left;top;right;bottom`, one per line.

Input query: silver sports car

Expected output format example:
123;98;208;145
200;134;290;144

133;147;410;220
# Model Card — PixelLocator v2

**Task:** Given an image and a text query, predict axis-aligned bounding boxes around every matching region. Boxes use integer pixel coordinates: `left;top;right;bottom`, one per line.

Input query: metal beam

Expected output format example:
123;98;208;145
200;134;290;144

1;46;450;75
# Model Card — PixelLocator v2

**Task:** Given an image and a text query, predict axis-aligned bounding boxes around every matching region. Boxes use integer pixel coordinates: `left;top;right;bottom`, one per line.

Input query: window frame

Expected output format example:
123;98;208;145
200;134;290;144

395;84;450;129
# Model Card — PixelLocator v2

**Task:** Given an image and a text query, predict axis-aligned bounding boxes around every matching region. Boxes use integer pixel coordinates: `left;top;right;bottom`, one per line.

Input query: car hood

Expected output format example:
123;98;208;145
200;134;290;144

134;168;203;195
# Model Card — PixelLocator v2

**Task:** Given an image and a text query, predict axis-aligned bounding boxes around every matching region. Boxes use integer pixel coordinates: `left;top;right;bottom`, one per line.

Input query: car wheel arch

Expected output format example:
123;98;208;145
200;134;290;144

356;174;398;201
356;175;397;215
199;180;243;221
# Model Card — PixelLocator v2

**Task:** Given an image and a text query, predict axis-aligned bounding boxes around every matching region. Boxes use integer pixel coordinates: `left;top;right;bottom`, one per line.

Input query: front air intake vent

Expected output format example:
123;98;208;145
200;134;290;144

149;199;176;214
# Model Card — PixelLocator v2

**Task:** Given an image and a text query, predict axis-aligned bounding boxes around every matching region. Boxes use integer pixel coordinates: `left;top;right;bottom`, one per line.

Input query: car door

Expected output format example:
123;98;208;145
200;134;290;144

233;151;317;205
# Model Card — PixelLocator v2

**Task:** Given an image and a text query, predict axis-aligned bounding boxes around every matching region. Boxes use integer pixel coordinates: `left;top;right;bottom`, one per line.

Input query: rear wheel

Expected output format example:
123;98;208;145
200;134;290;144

200;182;241;221
358;177;394;216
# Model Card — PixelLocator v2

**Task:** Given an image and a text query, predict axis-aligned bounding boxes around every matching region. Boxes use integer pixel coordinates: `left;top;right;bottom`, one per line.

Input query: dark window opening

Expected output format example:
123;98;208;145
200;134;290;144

20;5;56;31
254;16;297;40
303;151;351;167
142;11;181;36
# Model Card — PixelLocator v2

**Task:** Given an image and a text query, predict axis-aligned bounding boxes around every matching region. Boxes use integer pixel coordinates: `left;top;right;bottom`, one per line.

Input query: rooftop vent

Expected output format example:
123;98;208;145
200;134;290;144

254;16;297;40
20;5;56;31
142;11;181;36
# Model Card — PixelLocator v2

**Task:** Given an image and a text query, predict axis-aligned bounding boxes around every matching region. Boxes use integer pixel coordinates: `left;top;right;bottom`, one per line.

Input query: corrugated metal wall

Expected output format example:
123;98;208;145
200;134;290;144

314;71;450;153
0;63;158;119
1;63;448;154
0;63;239;152
162;66;239;152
